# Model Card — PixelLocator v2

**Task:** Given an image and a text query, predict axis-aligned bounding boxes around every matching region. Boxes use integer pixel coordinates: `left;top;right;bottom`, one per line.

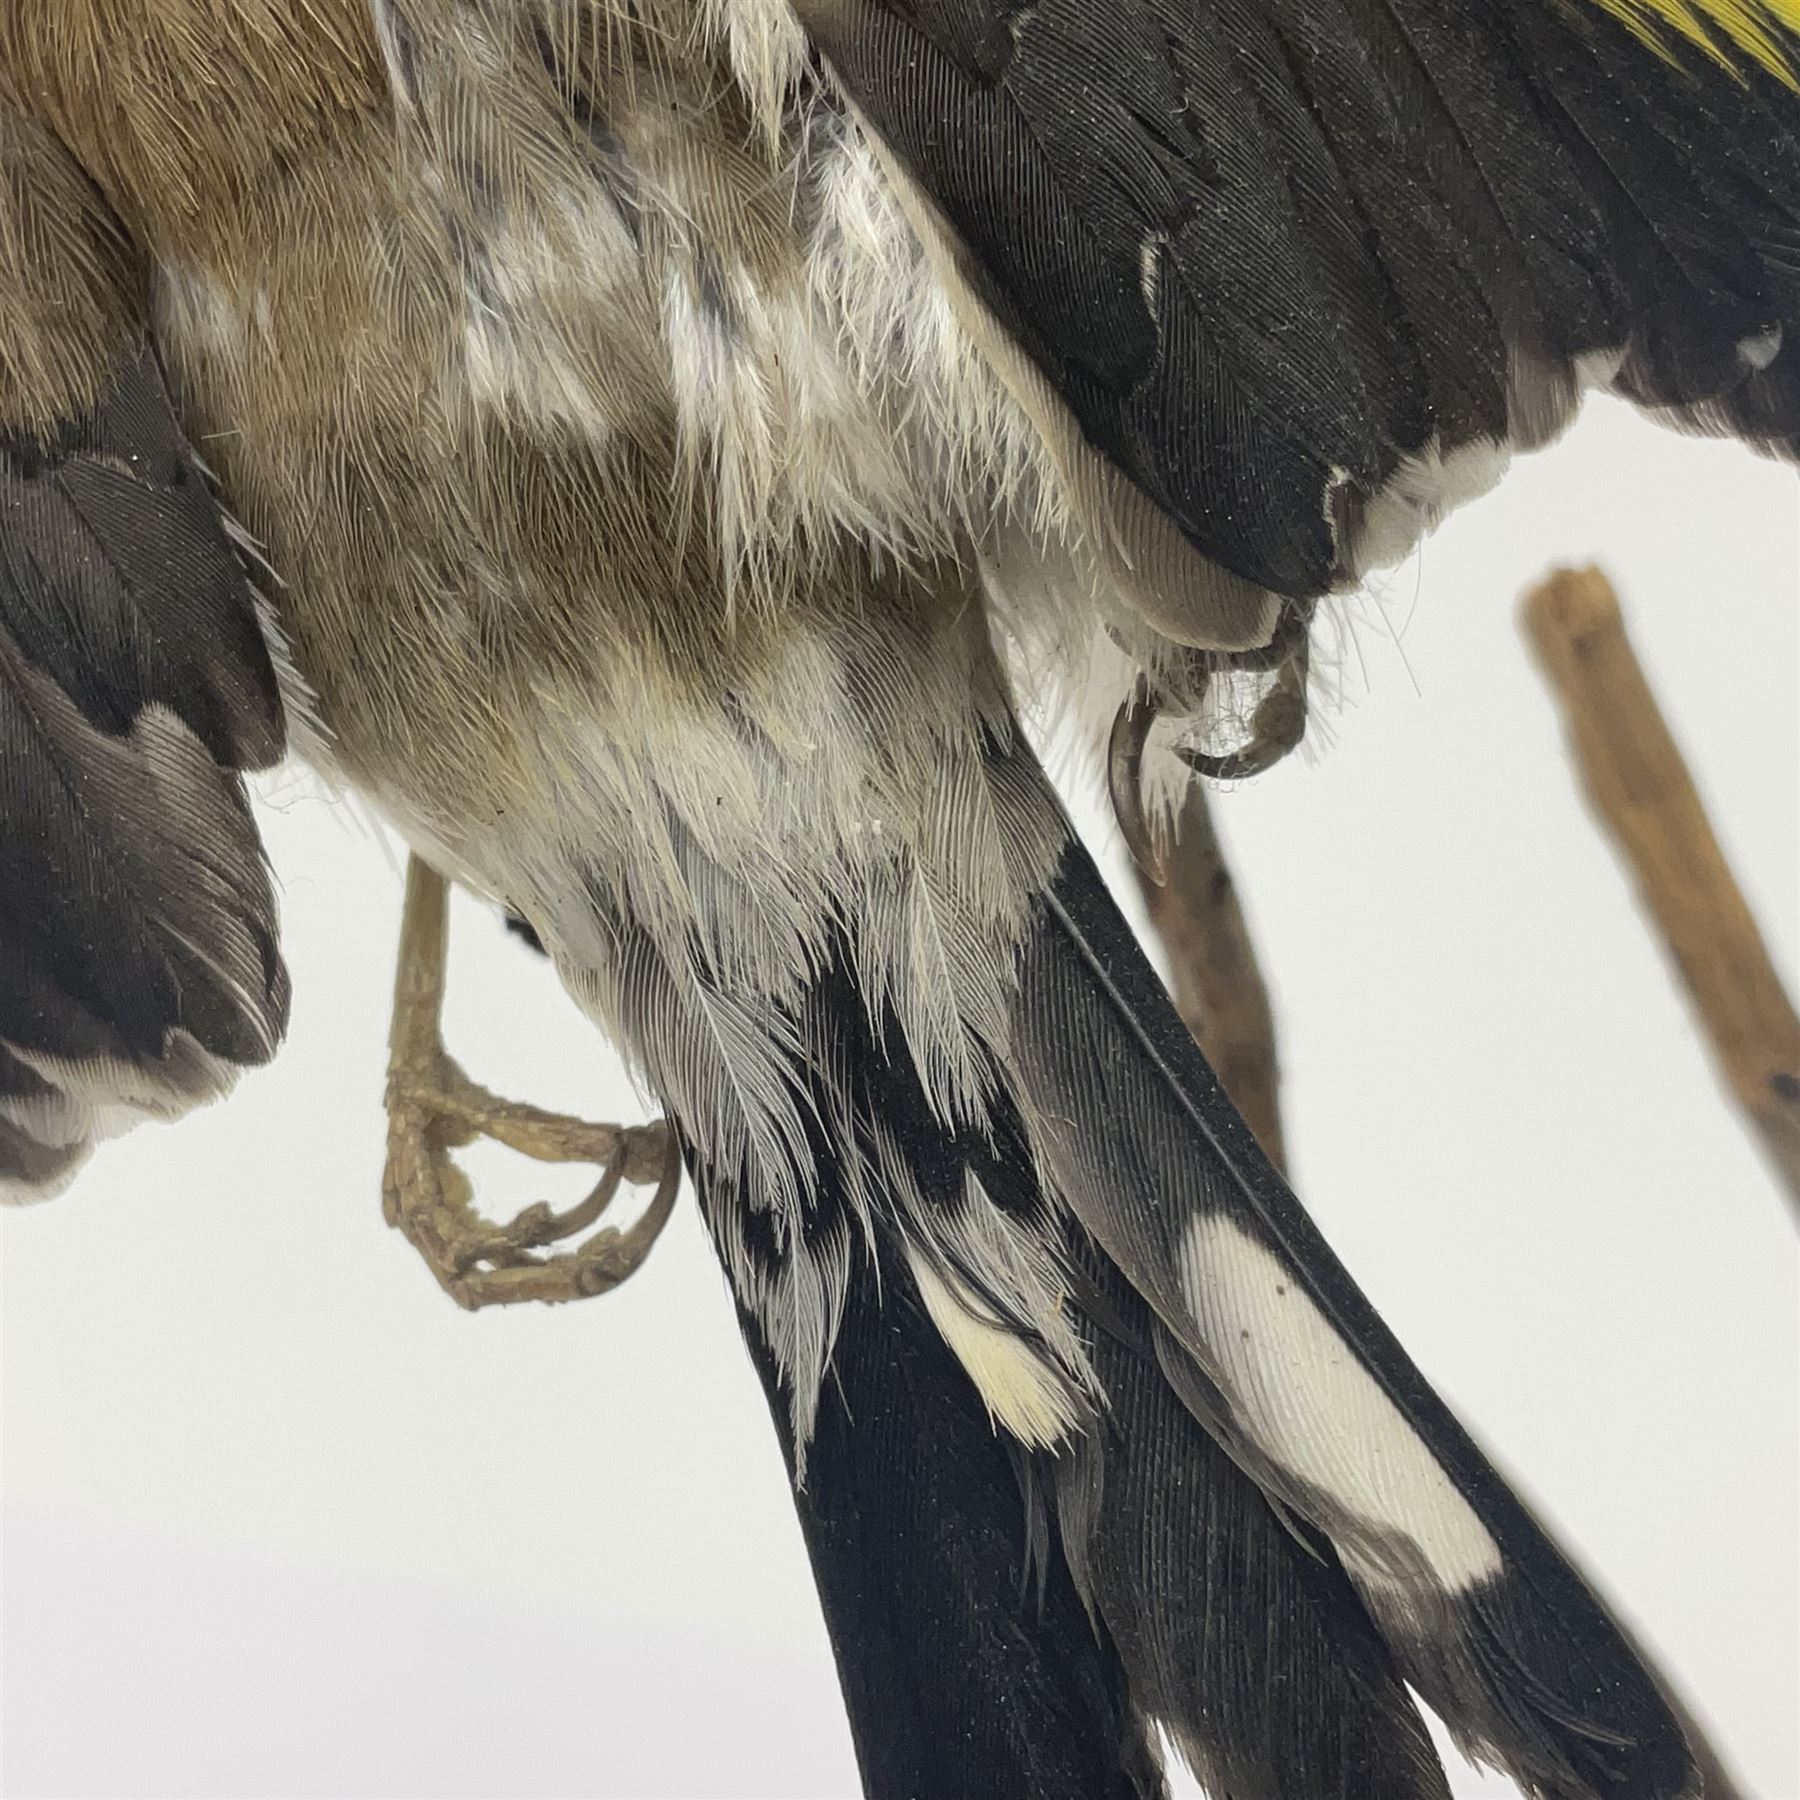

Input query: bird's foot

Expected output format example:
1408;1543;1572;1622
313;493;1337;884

382;857;680;1310
1108;617;1312;884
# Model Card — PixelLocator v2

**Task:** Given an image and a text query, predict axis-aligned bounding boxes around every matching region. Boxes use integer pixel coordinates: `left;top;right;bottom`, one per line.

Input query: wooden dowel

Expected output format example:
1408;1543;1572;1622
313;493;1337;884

1522;565;1800;1217
1132;783;1289;1172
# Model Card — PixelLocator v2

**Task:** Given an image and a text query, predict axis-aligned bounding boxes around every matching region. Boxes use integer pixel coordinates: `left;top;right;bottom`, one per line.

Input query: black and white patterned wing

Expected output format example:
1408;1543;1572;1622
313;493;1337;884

0;349;290;1200
801;0;1800;628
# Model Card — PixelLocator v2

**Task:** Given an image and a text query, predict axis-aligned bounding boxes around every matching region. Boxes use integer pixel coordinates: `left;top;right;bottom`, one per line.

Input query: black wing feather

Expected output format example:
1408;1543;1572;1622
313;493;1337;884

804;0;1800;602
0;347;290;1199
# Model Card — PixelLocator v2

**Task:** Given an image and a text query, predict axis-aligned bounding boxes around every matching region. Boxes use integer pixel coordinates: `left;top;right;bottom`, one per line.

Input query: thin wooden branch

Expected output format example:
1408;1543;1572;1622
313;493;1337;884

1140;765;1746;1800
1132;783;1288;1172
1522;565;1800;1217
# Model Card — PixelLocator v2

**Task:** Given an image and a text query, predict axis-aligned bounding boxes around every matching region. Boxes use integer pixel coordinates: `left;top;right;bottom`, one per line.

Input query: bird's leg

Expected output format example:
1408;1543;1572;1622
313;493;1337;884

382;856;681;1310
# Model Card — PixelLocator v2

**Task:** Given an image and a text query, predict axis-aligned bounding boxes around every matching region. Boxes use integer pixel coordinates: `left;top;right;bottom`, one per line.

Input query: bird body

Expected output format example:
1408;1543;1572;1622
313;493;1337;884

4;4;1796;1795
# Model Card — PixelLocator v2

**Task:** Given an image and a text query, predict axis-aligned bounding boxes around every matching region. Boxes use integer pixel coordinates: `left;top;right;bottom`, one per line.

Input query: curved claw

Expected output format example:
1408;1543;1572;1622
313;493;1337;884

1174;635;1311;783
1107;624;1312;881
1108;676;1166;887
450;1124;683;1307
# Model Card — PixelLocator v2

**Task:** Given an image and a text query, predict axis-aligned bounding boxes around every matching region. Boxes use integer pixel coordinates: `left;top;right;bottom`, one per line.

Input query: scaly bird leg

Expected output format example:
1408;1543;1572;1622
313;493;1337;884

382;856;680;1310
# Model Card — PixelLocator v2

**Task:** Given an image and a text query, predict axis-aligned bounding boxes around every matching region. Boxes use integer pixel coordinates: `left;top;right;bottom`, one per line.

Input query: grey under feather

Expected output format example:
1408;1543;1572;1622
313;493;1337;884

0;665;286;1202
377;591;1072;1445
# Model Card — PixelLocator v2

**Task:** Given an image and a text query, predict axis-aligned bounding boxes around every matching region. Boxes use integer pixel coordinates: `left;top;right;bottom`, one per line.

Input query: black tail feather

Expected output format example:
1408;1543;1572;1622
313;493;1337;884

683;727;1698;1800
1062;1243;1451;1800
732;1235;1165;1800
701;906;1463;1800
1013;835;1699;1800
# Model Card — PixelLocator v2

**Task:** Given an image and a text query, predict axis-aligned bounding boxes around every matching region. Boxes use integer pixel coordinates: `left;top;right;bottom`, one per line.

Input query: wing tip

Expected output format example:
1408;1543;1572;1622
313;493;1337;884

0;1031;256;1203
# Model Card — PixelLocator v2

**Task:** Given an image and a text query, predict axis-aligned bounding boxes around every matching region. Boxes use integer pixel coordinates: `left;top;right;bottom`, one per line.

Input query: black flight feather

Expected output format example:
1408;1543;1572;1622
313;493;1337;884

802;0;1800;610
734;1243;1164;1800
0;348;289;1197
1059;1241;1451;1800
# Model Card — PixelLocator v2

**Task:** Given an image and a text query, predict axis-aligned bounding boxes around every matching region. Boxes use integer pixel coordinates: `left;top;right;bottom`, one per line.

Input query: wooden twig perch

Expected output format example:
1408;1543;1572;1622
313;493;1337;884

1521;565;1800;1217
1140;763;1746;1800
1132;784;1288;1171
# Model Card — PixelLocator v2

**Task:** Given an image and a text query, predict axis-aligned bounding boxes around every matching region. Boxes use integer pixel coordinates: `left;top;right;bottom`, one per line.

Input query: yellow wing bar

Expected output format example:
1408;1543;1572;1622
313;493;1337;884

1586;0;1800;80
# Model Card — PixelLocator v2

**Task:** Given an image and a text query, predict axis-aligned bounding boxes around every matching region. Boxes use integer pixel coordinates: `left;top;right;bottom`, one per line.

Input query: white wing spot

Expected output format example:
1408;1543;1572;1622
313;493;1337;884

1348;435;1510;576
1739;324;1782;371
1180;1213;1503;1594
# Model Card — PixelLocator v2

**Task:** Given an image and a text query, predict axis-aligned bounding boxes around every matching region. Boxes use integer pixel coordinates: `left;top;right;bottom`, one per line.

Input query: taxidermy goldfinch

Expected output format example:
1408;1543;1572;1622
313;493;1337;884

2;3;1794;1796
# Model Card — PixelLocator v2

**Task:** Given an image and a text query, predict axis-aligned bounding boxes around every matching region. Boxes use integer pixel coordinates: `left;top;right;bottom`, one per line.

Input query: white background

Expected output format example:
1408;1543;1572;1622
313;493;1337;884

3;400;1797;1799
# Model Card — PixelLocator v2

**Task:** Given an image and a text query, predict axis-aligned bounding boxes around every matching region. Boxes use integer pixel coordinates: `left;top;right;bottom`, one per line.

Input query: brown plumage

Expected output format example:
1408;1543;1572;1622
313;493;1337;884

5;4;1796;1796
